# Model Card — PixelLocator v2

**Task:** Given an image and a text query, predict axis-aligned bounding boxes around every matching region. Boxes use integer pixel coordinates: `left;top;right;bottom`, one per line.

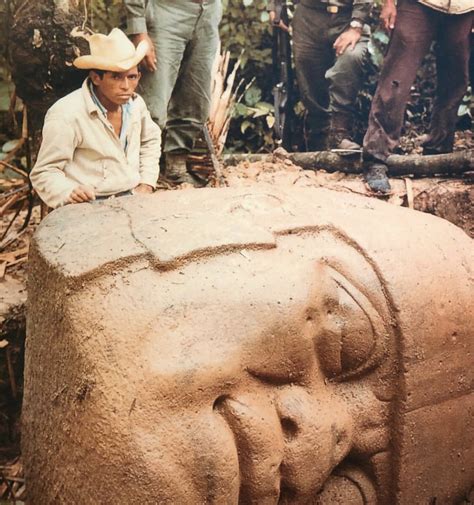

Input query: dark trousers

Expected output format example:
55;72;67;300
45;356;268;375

292;3;369;145
364;0;473;162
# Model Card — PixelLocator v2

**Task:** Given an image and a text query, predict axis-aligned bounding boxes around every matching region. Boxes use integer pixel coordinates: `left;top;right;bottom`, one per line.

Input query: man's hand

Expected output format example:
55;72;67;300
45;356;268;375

380;0;397;31
66;185;95;204
269;10;290;32
133;183;154;194
333;27;362;57
130;33;157;72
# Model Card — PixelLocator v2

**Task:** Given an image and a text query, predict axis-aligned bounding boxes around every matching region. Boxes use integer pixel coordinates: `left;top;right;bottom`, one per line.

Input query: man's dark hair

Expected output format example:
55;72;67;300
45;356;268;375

90;69;106;79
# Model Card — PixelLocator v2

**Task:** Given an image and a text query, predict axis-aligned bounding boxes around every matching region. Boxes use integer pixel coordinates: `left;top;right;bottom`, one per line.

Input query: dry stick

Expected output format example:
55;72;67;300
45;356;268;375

0;200;26;244
0;246;29;263
1;477;25;484
0;194;23;218
0;470;15;501
2;104;29;165
81;0;88;30
0;262;6;280
404;178;414;209
19;103;35;232
7;89;17;132
4;256;28;269
6;347;17;400
0;228;28;252
0;184;29;204
21;103;28;140
213;57;240;137
0;160;28;179
208;54;243;156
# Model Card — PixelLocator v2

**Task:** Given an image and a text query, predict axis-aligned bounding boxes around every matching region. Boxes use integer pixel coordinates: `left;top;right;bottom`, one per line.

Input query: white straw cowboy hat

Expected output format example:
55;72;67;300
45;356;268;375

73;28;149;72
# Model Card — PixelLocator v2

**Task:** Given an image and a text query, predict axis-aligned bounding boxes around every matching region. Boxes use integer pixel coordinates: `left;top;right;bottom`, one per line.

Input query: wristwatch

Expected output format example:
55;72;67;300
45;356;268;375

349;19;364;30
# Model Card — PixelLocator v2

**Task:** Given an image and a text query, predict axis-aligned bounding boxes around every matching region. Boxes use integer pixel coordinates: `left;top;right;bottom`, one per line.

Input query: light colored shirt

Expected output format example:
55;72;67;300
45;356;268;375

30;78;161;209
418;0;473;13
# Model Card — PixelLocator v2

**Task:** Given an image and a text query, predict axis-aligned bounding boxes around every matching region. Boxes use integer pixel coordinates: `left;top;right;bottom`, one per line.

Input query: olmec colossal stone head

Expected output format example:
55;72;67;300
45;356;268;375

25;187;473;504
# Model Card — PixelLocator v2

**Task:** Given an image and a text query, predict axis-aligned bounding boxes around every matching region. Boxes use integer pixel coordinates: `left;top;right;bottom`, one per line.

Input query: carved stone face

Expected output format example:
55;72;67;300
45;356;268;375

24;188;473;504
62;233;393;504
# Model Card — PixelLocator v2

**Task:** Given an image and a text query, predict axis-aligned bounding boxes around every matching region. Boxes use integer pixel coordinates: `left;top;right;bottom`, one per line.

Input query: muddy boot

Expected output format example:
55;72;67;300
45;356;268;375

328;112;360;150
165;153;201;186
364;163;391;195
421;135;454;156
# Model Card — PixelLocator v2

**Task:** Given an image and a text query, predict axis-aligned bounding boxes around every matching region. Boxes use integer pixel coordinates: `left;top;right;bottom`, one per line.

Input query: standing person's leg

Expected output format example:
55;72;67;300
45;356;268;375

363;0;436;192
422;11;473;154
138;0;192;130
163;0;221;185
293;5;333;151
165;0;221;153
326;19;370;149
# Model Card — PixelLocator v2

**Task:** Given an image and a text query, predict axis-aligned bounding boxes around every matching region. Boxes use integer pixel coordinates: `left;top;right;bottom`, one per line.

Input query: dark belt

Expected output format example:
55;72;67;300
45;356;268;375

300;0;351;13
94;189;133;201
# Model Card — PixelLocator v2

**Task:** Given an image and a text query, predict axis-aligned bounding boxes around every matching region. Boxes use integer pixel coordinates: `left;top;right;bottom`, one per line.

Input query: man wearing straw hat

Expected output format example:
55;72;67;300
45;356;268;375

30;28;161;209
124;0;222;186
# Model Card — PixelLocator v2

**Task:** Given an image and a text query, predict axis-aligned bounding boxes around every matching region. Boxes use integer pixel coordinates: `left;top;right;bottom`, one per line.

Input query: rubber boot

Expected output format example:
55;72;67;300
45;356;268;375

328;112;361;150
165;153;201;186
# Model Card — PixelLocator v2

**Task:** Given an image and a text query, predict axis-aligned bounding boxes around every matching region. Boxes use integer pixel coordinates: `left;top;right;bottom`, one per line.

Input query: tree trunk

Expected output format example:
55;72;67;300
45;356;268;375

223;149;474;177
8;0;87;132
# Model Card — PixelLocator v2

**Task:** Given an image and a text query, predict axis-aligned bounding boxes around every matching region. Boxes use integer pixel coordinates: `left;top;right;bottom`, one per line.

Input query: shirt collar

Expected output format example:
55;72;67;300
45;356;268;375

88;80;108;117
81;78;136;117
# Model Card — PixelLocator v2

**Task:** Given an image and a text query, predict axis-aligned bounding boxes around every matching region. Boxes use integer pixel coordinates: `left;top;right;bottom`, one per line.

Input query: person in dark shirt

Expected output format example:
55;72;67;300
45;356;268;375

269;0;372;151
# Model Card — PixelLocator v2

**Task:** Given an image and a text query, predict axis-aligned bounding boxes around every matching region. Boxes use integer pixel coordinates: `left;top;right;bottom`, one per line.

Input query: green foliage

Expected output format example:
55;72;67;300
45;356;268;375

220;0;276;152
0;0;471;152
89;0;125;33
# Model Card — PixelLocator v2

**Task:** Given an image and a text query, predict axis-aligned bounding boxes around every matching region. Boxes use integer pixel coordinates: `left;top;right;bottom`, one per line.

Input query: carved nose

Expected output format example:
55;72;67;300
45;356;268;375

214;387;353;505
276;387;353;502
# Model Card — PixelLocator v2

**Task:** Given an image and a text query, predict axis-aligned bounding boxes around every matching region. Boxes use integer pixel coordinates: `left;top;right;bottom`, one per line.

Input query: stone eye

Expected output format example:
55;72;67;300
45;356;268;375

316;283;383;381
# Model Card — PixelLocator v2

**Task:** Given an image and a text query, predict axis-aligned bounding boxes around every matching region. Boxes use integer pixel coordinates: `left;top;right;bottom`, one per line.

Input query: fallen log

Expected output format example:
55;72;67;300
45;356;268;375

387;150;474;176
223;149;474;177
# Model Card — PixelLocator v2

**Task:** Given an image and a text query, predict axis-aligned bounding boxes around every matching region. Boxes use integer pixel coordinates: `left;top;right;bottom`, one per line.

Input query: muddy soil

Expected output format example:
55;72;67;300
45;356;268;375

221;157;474;238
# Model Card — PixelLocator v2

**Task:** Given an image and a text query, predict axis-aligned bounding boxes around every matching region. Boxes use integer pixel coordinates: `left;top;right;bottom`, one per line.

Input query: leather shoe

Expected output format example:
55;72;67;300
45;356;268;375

364;163;391;195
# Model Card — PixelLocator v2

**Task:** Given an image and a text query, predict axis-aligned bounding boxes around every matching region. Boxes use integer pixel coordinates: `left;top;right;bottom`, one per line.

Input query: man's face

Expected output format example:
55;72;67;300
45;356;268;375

90;67;141;106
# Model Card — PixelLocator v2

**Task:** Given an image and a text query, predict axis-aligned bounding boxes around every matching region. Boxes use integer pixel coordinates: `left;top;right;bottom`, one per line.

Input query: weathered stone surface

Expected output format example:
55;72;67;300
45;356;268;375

24;187;473;504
